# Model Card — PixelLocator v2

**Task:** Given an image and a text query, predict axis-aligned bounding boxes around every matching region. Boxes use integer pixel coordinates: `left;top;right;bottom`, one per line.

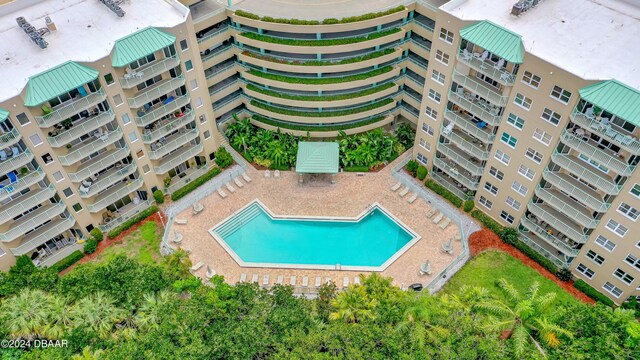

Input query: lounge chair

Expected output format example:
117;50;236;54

441;239;454;255
426;208;437;218
274;170;280;178
242;173;252;182
0;150;7;161
290;276;297;286
265;170;271;178
263;275;270;286
399;186;410;197
11;147;19;157
314;276;322;287
276;275;283;285
251;274;259;283
175;217;188;225
240;273;247;282
407;193;418;204
234;177;244;188
225;183;236;193
439;217;451;230
192;202;204;215
453;233;462;241
419;260;432;275
172;230;183;244
302;276;309;287
432;212;443;224
205;265;216;280
343;277;349;288
390;181;402;192
353;276;361;285
190;261;204;273
325;277;331;285
218;188;227;199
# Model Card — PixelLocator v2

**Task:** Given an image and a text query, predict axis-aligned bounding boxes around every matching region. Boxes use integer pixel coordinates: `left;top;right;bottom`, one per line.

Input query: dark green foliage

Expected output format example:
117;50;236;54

247;65;393;84
471;209;503;234
83;239;98;254
173;276;202;293
416;165;428;180
463;200;474;213
574;279;615;306
89;228;104;242
234;6;405;24
153;189;165;204
170;168;222;201
243;48;396;66
214;146;234;168
425;178;463;207
344;166;370;172
107;205;158;238
51;251;84;273
250;98;394;117
239;28;401;46
234;9;260;20
395;123;415;148
252;114;386;132
501;228;560;275
406;159;419;176
556;267;573;282
246;82;395;101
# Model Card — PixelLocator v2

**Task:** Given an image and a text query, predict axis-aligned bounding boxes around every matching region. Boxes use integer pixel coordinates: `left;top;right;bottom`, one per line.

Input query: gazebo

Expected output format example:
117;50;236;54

295;142;339;184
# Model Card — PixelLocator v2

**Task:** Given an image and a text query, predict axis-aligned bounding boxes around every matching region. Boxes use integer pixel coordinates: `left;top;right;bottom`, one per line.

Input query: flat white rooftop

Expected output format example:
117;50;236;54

0;0;188;103
443;0;640;90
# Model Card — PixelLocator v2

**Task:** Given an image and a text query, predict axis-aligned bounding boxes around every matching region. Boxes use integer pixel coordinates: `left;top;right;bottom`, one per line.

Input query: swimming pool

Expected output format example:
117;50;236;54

209;201;419;271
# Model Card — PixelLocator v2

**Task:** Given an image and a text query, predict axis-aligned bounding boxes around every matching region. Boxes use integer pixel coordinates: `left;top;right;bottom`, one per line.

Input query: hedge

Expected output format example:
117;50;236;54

170;167;223;201
90;228;104;242
424;178;463;208
235;6;405;25
239;28;401;46
470;209;503;234
153;189;165;204
52;250;84;273
463;200;474;213
108;205;159;239
269;163;290;171
502;232;560;275
246;82;396;102
247;66;393;85
83;239;98;254
574;279;615;306
243;48;396;66
250;98;394;118
344;166;370;172
416;166;428;180
252;114;386;132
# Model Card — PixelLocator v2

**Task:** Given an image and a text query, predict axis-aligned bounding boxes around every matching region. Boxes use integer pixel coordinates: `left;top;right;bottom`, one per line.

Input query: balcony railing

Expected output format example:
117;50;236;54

68;146;129;182
197;25;230;44
410;38;432;53
80;163;137;198
135;94;190;127
444;111;495;143
534;186;600;229
149;128;199;160
87;177;144;213
9;216;76;256
0;184;56;225
430;171;474;200
519;232;568;268
0;128;21;148
570;111;640;155
58;128;122;166
201;45;234;64
551;152;622;195
47;110;116;148
561;129;636;175
98;199;154;232
440;127;490;160
436;143;484;176
120;56;181;89
456;49;516;86
520;218;580;257
433;157;479;190
209;78;240;97
37;242;84;268
165;164;213;194
127;75;185;108
143;110;195;144
154;142;204;174
0;168;45;203
542;171;610;212
205;61;237;80
35;89;107;127
0;202;66;242
0;149;34;174
527;203;589;244
452;71;509;106
448;91;502;125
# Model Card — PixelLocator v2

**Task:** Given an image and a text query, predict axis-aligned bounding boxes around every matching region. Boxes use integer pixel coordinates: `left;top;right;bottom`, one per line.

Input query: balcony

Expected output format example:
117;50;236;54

436;143;484;176
551;152;622;195
430;171;474;200
80;163;137;198
87;177;144;213
452;71;508;106
448;91;502;125
120;56;181;89
527;203;589;244
561;129;636;176
542;171;610;212
0;168;45;203
520;217;580;257
67;146;129;182
58;128;123;166
37;243;83;269
197;25;230;44
440;126;490;160
143;111;195;145
35;89;107;128
165;164;213;194
456;49;515;86
0;184;56;225
570;111;640;155
0;128;21;148
98;199;154;232
0;148;34;174
519;232;569;268
0;202;66;243
154;142;204;174
534;186;600;229
444;110;495;143
127;75;185;108
135;94;190;127
9;217;75;256
148;128;199;160
47;110;116;148
433;157;480;190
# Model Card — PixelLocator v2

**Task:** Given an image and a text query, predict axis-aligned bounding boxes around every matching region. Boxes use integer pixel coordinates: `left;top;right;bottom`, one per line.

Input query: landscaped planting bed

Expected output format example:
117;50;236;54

246;82;396;101
242;48;396;66
246;66;394;84
250;98;394;117
235;6;405;25
239;28;401;46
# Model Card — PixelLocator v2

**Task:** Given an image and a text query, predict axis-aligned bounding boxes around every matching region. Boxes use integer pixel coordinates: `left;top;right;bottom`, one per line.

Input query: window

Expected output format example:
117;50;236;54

113;94;123;106
595;235;616;252
204;130;211;139
121;114;131;125
479;196;493;209
532;128;552;145
431;70;445;84
142;164;150;174
16;113;30;126
505;196;521;210
541;108;561;126
428;89;441;103
199;114;207;123
550;85;572;103
514;93;532;110
136;150;144;159
29;133;42;146
422;123;434;136
489;167;504;181
419;138;431;151
62;187;73;198
439;28;454;43
517;165;535;181
494;149;511;165
525;147;543;164
586;250;605;265
606;219;628;237
435;50;449;65
614;268;634;285
576;263;595;279
603;282;623;298
179;39;188;51
72;203;83;212
631;183;640;198
42;153;54;165
578;153;609;174
190;79;198;90
506;113;525;130
104;73;115;85
128;132;138;142
521;71;541;88
195;97;203;108
500;132;518;148
484;181;498;195
625;254;640;271
185;60;193;71
500;210;515;224
424;106;438;119
52;171;64;182
617;203;639;221
416;153;428;165
511;181;529;196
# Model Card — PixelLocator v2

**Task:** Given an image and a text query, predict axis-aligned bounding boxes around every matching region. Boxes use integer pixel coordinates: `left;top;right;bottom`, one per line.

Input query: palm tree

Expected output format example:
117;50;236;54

71;346;104;360
396;294;450;349
46;294;74;339
252;129;274;149
441;285;490;313
70;292;124;338
474;279;573;357
329;285;377;323
266;140;287;166
134;291;173;332
0;289;58;340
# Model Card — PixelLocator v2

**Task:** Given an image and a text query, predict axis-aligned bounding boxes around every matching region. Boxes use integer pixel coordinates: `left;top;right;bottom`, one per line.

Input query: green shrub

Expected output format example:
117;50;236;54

153;189;165;204
252;114;385;132
470;209;504;234
269;163;290;171
246;82;395;101
107;206;159;238
170;168;222;201
344;166;370;172
234;6;405;25
51;250;84;272
406;160;418;176
251;98;393;118
239;28;400;46
89;228;104;242
244;48;395;66
241;151;254;162
247;66;393;85
172;277;202;293
574;279;615;306
556;267;573;281
214;147;234;168
416;166;428;180
234;10;260;20
463;200;474;213
83;239;98;254
424;178;463;208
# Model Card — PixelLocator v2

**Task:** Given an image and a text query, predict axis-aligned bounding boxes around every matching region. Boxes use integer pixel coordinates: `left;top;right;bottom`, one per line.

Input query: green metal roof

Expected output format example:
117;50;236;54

580;80;640;126
460;20;524;64
0;108;8;122
24;61;99;107
112;27;176;67
295;142;339;174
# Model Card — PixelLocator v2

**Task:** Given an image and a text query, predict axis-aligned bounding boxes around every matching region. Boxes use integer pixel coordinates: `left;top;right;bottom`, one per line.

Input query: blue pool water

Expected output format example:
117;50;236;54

213;203;414;267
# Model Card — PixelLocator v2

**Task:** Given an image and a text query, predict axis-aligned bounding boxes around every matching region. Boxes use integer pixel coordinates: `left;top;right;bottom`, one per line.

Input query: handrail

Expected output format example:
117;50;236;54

520;218;580;256
518;232;568;268
241;58;404;80
58;128;123;166
0;184;56;224
526;203;590;243
197;25;230;44
120;56;181;89
143;110;196;144
542;170;610;212
0;202;66;242
35;89;107;127
456;49;515;86
148;128;200;160
201;44;235;63
534;186;600;228
0;128;20;147
9;217;76;256
409;38;432;52
68;146;129;182
80;163;137;198
98;199;154;232
0;148;34;174
0;168;45;203
234;20;410;41
440;125;490;160
452;71;509;106
447;91;502;125
209;79;240;97
205;62;238;79
134;94;191;127
127;75;185;108
433;157;479;190
47;110;116;148
436;143;484;176
154;142;204;174
560;129;636;176
87;178;144;213
570;110;640;155
444;110;495;143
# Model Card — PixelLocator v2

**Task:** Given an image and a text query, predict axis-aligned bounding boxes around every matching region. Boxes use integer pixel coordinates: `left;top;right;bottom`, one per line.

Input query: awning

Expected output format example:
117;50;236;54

112;27;176;67
579;80;640;126
24;61;99;106
460;20;524;64
295;142;339;174
0;108;8;122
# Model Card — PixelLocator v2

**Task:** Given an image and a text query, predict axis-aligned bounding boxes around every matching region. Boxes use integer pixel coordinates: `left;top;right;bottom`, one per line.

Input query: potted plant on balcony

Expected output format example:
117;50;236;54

20;167;28;175
163;177;172;189
66;144;72;150
62;118;73;130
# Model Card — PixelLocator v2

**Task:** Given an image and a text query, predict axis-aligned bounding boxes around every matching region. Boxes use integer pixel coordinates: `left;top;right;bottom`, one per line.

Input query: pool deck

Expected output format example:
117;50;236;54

167;155;462;292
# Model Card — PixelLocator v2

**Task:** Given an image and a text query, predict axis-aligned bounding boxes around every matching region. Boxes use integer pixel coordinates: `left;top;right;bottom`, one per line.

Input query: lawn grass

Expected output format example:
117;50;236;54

96;221;162;265
443;250;577;306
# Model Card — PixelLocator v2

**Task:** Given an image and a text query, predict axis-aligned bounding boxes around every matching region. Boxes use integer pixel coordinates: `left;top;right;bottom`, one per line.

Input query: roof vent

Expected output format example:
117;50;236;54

511;0;543;16
45;16;57;32
98;0;126;17
16;16;49;49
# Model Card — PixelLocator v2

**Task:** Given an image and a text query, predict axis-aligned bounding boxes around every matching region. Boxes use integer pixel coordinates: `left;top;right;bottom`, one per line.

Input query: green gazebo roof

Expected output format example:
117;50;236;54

112;27;176;67
460;20;524;64
24;61;99;106
579;80;640;126
295;142;339;174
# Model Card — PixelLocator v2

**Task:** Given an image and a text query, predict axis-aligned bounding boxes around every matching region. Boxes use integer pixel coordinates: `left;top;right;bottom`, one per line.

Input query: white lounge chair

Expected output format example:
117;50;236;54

263;275;270;286
225;183;236;193
314;276;322;287
390;181;402;192
432;212;443;224
441;239;454;255
407;193;418;204
190;261;204;273
453;233;462;241
205;265;216;280
419;260;432;275
274;170;280;178
242;173;252;182
290;276;297;286
462;48;473;61
353;276;361;285
399;187;410;197
265;170;271;178
251;274;259;283
192;202;204;215
343;277;349;288
426;208;437;218
234;177;244;188
218;188;227;199
585;107;595;119
172;230;183;245
240;273;247;282
302;276;309;287
175;217;188;225
439;217;451;230
276;275;283;285
494;58;505;70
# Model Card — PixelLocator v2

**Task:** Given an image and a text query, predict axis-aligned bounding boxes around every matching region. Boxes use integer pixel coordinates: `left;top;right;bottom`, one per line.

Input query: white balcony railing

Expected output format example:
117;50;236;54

570;111;640;155
9;217;76;256
444;111;495;143
452;71;509;106
527;203;590;244
154;142;204;174
542;171;610;212
0;149;34;174
0;184;56;225
0;202;66;243
80;163;137;198
127;76;185;108
35;89;107;127
433;157;479;190
0;128;21;148
87;178;144;213
520;218;580;256
148;128;199;160
0;168;46;203
134;94;191;127
448;91;502;125
456;49;516;86
47;110;116;148
561;129;636;176
436;143;484;176
98;199;154;232
68;146;129;182
120;56;181;89
551;152;622;195
58;128;123;166
142;110;195;144
440;126;490;160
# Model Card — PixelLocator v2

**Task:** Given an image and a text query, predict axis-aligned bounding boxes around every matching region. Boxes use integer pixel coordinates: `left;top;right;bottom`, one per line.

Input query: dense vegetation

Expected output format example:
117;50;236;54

250;98;394;117
247;66;394;84
242;48;396;66
252;114;388;132
239;28;401;46
234;6;406;25
246;82;396;101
